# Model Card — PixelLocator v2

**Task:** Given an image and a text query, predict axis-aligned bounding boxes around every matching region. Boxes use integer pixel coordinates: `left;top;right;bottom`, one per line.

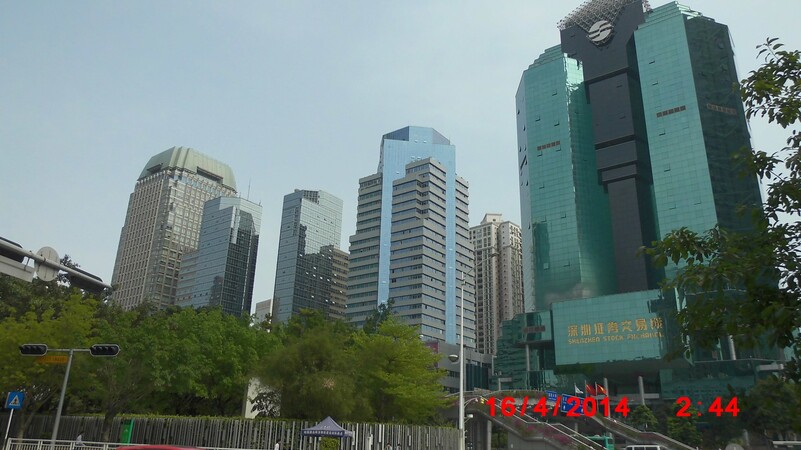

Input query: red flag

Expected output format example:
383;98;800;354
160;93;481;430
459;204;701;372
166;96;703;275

596;383;607;395
585;383;596;396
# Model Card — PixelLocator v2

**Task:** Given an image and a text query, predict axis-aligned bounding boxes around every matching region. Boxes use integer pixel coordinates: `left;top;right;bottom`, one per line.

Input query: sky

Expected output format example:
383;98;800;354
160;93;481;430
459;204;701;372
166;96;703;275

2;0;799;313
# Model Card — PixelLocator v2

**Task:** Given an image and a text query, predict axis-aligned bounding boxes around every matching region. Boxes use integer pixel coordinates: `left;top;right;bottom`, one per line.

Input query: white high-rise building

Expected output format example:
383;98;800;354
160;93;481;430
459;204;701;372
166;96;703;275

470;214;524;354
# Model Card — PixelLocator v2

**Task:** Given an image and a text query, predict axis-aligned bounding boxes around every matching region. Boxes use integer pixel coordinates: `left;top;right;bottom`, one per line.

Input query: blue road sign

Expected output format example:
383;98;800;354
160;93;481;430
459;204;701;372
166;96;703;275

559;395;584;415
546;390;558;403
5;391;24;410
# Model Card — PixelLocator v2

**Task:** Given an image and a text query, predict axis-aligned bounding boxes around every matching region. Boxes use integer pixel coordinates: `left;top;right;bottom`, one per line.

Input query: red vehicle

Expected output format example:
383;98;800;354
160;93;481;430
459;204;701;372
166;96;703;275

117;446;205;450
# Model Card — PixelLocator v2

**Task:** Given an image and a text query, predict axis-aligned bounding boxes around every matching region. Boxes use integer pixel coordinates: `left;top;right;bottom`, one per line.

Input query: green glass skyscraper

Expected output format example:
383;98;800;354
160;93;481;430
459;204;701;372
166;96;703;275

503;0;773;402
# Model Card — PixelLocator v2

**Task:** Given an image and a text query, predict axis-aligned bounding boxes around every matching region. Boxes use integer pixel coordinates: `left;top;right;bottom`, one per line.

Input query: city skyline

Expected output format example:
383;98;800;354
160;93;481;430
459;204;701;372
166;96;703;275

2;1;798;312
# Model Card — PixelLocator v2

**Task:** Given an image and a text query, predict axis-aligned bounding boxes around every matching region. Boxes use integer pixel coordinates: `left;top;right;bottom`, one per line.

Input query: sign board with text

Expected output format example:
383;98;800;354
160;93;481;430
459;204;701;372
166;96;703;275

36;355;69;364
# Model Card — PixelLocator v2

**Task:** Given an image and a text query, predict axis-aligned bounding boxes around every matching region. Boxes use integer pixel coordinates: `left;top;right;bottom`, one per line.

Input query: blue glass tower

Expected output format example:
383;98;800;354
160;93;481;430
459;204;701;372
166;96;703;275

272;189;345;323
175;196;261;316
347;126;475;347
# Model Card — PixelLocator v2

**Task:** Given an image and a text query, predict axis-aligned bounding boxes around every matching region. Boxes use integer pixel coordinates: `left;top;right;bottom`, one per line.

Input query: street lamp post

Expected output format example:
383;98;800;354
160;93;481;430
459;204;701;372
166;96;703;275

455;251;499;450
458;269;466;450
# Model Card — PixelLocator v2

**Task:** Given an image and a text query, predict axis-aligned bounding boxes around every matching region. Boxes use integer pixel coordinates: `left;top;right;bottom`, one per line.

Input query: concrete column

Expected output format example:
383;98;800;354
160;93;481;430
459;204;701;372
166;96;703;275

485;419;493;450
638;376;645;406
525;344;531;389
728;335;737;360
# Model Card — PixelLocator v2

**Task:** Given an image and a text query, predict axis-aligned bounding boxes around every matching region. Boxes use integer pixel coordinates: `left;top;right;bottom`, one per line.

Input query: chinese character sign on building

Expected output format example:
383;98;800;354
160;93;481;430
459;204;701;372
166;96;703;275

552;290;668;365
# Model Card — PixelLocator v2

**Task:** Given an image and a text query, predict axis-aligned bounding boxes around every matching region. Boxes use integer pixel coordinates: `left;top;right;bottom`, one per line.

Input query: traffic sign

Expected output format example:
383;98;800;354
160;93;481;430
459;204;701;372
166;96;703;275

34;247;59;282
559;395;584;415
5;391;24;410
546;390;558;403
36;355;69;364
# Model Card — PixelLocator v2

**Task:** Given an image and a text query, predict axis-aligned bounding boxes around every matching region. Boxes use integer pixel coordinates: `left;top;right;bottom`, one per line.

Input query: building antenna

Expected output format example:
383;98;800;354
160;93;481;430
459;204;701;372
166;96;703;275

247;179;251;200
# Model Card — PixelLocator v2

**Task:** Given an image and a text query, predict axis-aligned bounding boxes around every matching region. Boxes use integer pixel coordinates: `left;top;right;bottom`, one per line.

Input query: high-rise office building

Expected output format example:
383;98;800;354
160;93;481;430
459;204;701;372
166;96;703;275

272;189;345;323
253;299;273;324
499;0;773;401
347;126;475;348
111;147;237;310
175;197;261;316
328;245;350;320
470;214;524;354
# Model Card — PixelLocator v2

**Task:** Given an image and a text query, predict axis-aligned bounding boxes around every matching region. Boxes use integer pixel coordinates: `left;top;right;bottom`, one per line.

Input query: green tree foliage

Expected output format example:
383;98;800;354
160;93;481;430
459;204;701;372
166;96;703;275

257;310;448;424
81;304;276;435
319;437;339;450
258;309;366;421
82;303;165;440
0;275;98;436
667;404;703;447
645;39;801;381
140;306;277;417
351;316;448;423
0;273;278;438
699;406;743;449
739;376;801;437
629;405;659;431
2;273;448;428
362;299;394;334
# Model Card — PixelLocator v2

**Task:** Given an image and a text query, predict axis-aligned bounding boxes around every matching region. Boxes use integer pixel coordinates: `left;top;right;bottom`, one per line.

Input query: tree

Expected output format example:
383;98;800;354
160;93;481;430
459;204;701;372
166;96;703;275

351;316;448;423
645;39;801;381
257;309;366;421
738;376;801;438
667;404;703;447
699;402;744;449
0;274;98;437
629;405;659;431
362;299;395;334
144;307;276;417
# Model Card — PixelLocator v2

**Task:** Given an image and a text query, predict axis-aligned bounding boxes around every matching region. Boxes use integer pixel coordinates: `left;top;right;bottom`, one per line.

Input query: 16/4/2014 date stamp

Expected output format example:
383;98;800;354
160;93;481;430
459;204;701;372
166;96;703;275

488;396;631;418
487;396;740;418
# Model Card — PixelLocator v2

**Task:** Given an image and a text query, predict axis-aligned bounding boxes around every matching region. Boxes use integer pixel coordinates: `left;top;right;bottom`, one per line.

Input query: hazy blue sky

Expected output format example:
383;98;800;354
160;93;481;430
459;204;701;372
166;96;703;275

2;1;799;311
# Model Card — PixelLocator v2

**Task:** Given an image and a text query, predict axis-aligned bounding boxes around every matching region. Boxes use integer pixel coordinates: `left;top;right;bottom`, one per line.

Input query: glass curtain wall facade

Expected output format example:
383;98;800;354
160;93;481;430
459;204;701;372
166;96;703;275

347;127;475;348
635;2;762;273
516;46;616;313
175;197;261;316
272;190;345;323
111;147;237;310
501;0;773;401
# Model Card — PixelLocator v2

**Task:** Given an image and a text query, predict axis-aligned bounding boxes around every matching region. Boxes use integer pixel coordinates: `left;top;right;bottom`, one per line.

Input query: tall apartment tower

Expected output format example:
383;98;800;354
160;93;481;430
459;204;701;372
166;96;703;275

175;197;261;316
470;214;524;354
272;190;346;323
499;0;769;397
111;147;237;310
346;126;476;348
